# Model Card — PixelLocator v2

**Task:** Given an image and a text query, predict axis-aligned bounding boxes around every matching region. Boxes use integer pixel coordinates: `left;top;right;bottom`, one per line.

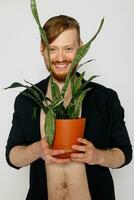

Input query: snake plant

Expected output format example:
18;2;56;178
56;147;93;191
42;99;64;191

5;0;104;145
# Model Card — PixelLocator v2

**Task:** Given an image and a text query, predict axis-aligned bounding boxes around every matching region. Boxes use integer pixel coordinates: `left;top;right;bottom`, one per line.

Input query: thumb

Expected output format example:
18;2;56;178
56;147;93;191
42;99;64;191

40;136;49;149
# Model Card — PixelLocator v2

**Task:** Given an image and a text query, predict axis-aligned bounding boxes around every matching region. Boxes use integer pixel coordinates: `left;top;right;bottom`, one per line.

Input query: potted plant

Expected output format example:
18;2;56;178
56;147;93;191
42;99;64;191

5;0;104;158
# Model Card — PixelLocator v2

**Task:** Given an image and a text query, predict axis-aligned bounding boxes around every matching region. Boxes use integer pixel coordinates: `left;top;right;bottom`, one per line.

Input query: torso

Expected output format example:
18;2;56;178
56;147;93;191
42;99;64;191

40;109;91;200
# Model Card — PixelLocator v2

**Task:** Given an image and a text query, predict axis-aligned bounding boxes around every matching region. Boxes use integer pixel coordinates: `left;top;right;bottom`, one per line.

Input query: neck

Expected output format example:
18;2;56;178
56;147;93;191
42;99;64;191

52;78;65;91
47;76;72;106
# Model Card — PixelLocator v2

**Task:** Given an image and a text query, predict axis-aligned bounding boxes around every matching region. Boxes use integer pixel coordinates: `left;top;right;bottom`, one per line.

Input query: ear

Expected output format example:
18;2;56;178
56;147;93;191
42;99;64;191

40;42;45;56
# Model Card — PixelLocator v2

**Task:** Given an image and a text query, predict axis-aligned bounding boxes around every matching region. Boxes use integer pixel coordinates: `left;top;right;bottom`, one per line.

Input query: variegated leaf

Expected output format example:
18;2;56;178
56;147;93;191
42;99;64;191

61;18;104;98
45;108;55;145
51;77;61;101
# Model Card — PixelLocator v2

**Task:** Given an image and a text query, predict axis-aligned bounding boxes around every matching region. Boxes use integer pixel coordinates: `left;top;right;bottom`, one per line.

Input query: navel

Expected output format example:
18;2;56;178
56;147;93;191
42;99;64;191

61;181;68;189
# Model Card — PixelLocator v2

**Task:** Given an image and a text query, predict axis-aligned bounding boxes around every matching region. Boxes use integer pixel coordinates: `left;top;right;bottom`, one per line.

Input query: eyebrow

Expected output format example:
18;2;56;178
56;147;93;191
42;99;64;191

49;44;74;48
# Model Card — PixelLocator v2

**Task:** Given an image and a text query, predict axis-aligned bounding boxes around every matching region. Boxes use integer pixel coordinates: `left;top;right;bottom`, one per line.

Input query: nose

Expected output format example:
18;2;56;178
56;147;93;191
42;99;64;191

56;50;65;62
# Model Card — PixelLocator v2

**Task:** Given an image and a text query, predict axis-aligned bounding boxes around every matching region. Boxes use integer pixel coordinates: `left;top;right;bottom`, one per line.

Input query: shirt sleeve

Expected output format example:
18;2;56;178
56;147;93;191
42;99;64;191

5;94;26;169
109;90;132;167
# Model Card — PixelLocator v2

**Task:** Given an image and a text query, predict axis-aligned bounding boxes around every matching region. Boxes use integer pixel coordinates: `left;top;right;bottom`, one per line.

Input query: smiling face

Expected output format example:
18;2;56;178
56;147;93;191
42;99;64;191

41;28;80;82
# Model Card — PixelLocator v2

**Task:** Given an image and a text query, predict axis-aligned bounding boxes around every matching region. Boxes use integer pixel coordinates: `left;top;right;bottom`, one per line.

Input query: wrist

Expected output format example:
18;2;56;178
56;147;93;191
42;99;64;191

30;141;41;159
97;149;107;166
97;148;125;168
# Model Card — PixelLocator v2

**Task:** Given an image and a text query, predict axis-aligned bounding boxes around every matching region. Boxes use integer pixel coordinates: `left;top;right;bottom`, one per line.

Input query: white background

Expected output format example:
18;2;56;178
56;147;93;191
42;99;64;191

0;0;134;199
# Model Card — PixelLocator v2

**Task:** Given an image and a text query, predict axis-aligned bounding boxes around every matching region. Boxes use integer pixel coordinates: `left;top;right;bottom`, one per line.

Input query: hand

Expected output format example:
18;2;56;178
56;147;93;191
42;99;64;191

71;138;103;165
39;137;71;164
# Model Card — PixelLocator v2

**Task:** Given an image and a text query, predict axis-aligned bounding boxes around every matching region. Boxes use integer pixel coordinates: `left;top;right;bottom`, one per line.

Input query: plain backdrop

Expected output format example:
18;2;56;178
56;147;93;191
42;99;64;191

0;0;134;199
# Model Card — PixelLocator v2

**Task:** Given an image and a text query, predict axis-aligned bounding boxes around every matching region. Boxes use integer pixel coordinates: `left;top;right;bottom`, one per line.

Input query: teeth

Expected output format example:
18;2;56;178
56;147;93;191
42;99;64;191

55;63;68;68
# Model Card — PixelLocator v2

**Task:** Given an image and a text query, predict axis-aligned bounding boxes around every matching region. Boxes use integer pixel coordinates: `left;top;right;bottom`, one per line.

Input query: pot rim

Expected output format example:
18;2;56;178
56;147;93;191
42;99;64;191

55;117;86;121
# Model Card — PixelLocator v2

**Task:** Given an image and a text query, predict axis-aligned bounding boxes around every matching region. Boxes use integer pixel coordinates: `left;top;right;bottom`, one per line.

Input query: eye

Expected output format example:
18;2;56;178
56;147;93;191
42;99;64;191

49;47;57;54
65;47;73;53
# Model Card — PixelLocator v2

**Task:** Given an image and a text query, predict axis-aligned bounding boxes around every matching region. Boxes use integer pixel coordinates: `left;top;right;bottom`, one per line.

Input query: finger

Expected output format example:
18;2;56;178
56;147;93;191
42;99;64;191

45;158;50;163
71;152;85;159
40;138;49;149
52;157;71;164
46;155;71;164
51;149;65;156
71;157;85;163
45;155;52;163
71;144;86;152
77;138;92;146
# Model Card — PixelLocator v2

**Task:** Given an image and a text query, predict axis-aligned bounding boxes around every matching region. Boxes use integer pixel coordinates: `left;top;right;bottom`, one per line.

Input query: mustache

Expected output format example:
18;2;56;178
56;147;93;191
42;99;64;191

52;60;72;64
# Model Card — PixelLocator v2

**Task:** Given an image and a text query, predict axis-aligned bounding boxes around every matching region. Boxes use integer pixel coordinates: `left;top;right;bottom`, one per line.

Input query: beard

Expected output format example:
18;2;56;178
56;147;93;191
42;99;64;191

52;70;68;82
47;60;76;83
51;65;69;82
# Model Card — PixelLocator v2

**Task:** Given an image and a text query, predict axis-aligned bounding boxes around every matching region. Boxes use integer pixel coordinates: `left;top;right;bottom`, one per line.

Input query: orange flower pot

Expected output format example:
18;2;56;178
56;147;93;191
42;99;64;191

52;118;86;158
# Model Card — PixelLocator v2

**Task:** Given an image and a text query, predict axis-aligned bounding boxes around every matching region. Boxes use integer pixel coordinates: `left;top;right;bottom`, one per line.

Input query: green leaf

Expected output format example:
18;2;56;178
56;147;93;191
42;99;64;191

30;0;51;67
72;88;90;118
4;82;27;90
24;79;49;106
30;0;40;26
28;88;42;101
67;102;75;118
4;80;50;114
54;103;67;119
61;74;70;98
45;108;55;145
50;97;63;109
5;81;42;102
61;18;104;98
80;75;99;91
72;75;97;101
71;18;104;71
77;59;95;71
70;74;76;97
22;90;48;113
24;80;45;99
73;72;85;95
89;17;104;43
32;106;37;120
51;77;61;101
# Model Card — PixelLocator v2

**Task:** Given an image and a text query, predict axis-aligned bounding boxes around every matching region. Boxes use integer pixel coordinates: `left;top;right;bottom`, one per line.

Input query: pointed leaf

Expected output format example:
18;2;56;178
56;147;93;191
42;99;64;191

22;91;48;113
30;0;40;26
45;108;55;145
24;80;45;99
51;78;61;101
30;0;51;67
80;75;99;90
61;18;104;98
71;18;104;71
77;59;95;70
24;79;49;106
50;97;63;109
54;103;67;119
73;72;85;95
5;81;43;103
61;74;71;98
4;82;27;90
67;102;75;118
32;106;37;120
72;88;90;118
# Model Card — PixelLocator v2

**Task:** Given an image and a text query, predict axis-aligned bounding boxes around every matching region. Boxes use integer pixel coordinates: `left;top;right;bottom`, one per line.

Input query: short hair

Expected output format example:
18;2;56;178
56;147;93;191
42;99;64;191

41;15;81;44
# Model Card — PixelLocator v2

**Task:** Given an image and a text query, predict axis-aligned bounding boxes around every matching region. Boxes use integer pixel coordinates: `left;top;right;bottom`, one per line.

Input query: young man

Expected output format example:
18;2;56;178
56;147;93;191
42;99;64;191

6;15;132;200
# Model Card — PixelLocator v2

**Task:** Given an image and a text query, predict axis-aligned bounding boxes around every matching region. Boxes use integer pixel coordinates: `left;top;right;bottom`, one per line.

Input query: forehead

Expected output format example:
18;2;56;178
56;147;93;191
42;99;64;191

50;29;79;47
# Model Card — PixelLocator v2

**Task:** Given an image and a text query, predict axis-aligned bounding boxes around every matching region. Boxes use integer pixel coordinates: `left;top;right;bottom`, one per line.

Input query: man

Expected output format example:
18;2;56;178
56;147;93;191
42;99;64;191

6;15;132;200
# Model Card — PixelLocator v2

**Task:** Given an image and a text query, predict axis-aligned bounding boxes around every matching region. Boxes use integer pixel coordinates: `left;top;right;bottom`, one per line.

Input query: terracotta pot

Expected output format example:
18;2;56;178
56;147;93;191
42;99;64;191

52;118;86;158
